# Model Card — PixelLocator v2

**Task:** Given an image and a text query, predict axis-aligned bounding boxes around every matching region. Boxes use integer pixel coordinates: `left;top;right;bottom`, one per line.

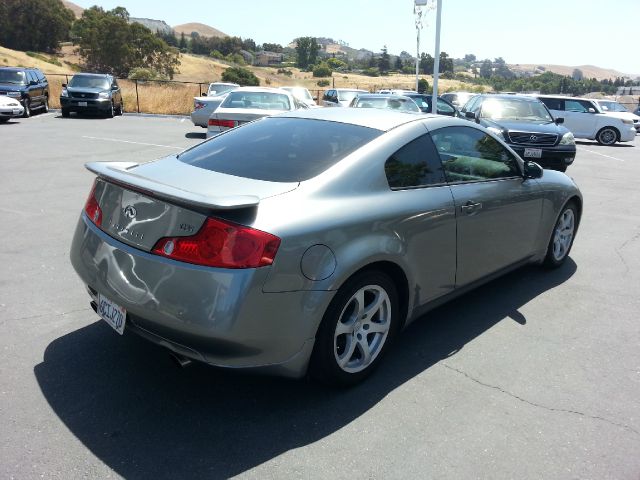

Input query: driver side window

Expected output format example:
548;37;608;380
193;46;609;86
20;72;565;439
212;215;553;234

431;126;520;183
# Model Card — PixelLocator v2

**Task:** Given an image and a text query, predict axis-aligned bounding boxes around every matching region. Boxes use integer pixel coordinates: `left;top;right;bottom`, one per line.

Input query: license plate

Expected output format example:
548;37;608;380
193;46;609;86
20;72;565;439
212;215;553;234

97;294;126;335
524;148;542;158
78;101;88;107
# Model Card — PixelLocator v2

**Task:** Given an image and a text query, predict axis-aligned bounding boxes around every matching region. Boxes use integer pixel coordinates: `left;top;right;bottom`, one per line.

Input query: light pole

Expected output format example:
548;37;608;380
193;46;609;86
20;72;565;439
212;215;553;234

413;0;432;92
431;0;442;115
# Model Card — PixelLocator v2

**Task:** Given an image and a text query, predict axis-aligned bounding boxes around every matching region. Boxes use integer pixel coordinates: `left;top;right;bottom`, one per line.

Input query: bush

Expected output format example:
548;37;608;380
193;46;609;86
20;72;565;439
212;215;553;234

277;68;293;76
209;50;224;60
128;67;167;81
316;79;330;87
418;78;430;93
363;67;380;77
222;67;260;86
313;64;332;78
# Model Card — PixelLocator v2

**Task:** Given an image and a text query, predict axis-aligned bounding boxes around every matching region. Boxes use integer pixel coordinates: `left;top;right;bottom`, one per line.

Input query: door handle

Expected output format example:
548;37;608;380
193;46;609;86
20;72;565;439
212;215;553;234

461;201;482;214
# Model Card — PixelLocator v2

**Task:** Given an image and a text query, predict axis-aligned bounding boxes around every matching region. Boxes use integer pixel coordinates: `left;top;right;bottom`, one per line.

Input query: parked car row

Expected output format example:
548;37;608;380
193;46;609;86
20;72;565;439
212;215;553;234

0;66;49;118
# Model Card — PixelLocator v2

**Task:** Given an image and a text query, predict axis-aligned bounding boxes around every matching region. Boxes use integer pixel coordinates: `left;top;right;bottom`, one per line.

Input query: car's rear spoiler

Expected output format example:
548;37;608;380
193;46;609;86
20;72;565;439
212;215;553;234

85;161;260;210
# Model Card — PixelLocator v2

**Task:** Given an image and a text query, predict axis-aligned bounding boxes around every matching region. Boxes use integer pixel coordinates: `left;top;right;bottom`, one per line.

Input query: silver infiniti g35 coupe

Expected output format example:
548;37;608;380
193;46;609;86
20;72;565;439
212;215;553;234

70;108;582;386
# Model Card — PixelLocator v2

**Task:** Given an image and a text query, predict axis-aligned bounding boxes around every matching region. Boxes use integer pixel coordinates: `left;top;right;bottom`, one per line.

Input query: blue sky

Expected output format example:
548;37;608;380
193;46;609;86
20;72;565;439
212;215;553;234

71;0;639;75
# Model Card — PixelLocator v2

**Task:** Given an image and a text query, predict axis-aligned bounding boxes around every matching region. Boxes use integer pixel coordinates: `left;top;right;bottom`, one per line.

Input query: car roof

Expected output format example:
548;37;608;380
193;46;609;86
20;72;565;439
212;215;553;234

228;86;291;94
356;93;413;99
73;72;113;78
478;94;544;102
280;106;430;131
534;94;596;102
0;66;38;72
329;88;369;92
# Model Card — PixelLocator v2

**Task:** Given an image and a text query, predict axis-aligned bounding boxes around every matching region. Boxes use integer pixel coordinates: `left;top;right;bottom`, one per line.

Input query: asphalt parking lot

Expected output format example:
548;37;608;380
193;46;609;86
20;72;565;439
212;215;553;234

1;112;639;479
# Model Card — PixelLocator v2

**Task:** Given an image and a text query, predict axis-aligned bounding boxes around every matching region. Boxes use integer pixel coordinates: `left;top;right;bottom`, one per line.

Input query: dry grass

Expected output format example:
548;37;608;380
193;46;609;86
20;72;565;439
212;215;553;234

2;46;489;114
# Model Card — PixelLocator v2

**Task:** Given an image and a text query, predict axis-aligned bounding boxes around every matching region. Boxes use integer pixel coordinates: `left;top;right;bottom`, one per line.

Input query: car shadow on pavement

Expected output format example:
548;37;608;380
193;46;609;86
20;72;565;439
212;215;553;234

575;140;635;148
34;261;576;478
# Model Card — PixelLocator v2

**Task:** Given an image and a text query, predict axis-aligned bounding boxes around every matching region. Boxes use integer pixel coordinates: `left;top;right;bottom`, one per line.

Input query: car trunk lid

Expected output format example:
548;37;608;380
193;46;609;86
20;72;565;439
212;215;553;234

86;158;298;251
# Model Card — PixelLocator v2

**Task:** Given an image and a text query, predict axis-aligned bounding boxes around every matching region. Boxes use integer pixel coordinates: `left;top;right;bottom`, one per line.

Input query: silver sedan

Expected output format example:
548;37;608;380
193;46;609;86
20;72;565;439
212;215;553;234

70;108;582;386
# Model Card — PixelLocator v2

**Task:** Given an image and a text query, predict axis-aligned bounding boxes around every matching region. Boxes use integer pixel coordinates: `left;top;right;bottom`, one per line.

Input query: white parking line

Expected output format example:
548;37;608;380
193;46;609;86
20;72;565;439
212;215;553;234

81;136;183;149
577;146;624;162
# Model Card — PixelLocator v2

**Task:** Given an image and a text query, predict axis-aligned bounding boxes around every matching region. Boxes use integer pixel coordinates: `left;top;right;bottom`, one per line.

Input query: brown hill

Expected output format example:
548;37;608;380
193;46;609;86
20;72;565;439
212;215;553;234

510;63;637;81
61;0;84;18
173;23;227;38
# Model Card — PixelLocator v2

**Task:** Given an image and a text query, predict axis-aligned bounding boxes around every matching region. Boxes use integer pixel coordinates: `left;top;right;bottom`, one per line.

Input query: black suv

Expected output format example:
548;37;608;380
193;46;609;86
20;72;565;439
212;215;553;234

60;73;123;118
460;94;576;172
0;67;49;117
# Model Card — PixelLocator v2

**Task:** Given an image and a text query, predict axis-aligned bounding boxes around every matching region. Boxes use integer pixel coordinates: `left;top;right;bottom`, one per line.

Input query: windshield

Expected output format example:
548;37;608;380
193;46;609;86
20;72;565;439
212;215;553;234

337;90;364;102
0;70;26;85
221;91;291;110
68;76;111;89
597;101;628;113
178;117;381;182
285;87;313;101
481;98;553;122
356;97;420;113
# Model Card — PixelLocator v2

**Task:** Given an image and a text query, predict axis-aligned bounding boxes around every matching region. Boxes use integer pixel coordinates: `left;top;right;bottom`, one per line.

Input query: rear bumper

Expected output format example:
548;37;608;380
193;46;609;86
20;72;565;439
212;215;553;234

70;214;330;377
190;110;208;127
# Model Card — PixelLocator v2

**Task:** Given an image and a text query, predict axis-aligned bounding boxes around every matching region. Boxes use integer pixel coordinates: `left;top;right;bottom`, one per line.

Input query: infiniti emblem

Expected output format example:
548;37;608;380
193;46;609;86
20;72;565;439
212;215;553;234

529;135;538;141
123;205;137;219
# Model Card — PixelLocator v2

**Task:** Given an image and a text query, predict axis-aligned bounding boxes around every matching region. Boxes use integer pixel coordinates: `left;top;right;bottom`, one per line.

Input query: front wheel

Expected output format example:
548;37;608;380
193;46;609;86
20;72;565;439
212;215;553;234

42;96;49;113
22;98;31;118
543;202;578;268
106;102;115;118
596;127;618;146
310;271;399;386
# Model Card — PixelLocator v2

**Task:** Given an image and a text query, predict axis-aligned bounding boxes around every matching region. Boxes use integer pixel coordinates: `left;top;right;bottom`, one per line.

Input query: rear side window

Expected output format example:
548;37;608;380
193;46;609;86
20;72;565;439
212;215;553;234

385;134;446;189
178;117;382;182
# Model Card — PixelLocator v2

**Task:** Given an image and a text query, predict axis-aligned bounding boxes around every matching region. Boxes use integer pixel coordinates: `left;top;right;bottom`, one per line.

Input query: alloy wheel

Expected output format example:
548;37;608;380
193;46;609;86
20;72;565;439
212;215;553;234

552;208;575;262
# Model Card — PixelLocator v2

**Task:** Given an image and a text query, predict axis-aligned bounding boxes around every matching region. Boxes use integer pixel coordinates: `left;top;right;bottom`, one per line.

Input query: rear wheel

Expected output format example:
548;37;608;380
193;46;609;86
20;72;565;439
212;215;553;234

596;127;618;146
116;101;124;116
543;201;577;268
42;96;49;113
310;270;399;386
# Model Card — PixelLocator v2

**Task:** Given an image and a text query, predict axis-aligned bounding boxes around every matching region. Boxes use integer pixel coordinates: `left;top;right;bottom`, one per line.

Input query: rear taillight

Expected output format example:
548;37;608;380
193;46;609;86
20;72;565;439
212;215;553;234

208;118;235;128
84;180;102;226
152;217;280;269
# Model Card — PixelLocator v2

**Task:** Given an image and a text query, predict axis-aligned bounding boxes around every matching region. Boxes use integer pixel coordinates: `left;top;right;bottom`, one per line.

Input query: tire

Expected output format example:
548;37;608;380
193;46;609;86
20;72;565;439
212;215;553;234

42;96;49;113
106;102;114;118
543;201;578;268
22;98;31;118
596;127;618;146
310;270;399;386
61;108;70;118
116;101;124;116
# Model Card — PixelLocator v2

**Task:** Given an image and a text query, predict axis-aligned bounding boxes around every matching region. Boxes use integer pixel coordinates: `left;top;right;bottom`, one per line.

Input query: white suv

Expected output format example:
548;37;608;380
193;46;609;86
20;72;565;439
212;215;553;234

536;95;636;145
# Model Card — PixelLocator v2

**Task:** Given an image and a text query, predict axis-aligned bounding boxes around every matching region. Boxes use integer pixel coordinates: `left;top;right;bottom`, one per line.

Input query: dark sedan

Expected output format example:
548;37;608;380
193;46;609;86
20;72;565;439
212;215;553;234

460;94;576;172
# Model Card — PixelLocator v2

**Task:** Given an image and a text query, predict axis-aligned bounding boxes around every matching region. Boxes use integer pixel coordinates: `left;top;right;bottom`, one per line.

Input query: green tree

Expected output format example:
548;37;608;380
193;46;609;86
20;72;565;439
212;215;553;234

72;7;179;78
0;0;74;52
313;63;332;78
479;59;492;78
420;53;434;75
221;67;259;86
378;45;390;74
295;37;320;69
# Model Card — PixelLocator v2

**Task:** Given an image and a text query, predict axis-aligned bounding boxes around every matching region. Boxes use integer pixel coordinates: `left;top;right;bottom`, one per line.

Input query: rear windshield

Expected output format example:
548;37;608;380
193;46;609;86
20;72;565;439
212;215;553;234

178;117;382;182
222;91;291;110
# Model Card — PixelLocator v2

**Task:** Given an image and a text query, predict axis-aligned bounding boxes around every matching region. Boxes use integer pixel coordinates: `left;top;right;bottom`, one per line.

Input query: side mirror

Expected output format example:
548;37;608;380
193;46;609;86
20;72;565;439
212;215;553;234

588;108;596;113
554;117;564;125
62;83;67;88
523;161;543;179
465;111;479;122
111;85;119;90
30;80;37;86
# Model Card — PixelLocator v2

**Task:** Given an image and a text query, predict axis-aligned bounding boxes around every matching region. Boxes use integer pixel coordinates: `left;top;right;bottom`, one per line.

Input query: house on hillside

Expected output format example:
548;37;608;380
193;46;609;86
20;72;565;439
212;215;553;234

255;51;284;66
616;86;640;96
